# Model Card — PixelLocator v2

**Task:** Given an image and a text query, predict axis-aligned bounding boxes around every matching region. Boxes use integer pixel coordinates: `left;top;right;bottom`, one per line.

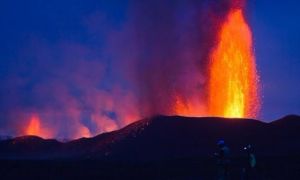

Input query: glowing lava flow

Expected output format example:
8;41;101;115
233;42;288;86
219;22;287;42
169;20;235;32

208;8;259;118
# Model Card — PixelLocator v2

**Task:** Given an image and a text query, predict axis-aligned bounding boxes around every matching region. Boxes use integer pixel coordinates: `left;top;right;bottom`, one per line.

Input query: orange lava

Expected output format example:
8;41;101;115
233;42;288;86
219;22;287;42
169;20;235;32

208;8;259;118
26;114;42;136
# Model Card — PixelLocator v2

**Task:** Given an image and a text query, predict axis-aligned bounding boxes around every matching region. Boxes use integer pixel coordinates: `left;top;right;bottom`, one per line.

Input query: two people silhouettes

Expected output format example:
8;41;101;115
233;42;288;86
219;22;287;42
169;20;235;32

214;140;257;180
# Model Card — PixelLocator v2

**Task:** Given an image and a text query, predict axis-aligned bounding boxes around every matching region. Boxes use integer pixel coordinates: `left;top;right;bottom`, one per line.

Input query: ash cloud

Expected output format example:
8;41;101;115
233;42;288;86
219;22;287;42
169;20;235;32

0;0;236;139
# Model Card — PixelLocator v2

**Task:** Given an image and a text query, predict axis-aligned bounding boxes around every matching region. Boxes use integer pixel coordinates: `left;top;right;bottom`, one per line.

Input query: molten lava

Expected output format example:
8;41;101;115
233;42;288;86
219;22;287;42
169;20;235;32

208;8;259;118
26;114;42;136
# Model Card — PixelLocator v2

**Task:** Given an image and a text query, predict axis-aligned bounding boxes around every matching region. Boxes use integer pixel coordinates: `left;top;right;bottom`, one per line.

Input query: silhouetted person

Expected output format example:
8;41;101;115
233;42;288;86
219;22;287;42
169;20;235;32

241;144;257;180
214;140;231;180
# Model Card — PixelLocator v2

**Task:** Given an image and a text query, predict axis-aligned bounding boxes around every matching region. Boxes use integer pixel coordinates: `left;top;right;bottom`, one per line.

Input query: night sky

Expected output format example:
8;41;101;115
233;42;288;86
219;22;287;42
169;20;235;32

248;0;300;120
0;0;299;138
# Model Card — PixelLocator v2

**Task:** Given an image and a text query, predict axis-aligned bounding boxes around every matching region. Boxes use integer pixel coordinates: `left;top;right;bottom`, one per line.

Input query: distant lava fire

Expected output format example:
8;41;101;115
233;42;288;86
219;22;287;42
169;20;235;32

208;7;260;118
26;114;42;136
25;114;51;138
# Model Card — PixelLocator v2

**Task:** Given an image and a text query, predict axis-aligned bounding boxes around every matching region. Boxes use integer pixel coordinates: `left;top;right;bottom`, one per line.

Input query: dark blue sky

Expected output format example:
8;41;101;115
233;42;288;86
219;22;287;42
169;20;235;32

248;0;300;120
0;0;299;136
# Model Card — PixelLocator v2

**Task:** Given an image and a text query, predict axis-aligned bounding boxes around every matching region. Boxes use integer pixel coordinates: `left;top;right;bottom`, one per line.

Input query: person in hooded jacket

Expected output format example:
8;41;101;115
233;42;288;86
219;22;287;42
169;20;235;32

214;140;231;180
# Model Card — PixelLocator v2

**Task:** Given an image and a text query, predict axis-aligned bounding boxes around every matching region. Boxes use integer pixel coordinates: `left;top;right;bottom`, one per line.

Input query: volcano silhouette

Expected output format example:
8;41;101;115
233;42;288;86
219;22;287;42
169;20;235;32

1;115;300;179
1;115;300;160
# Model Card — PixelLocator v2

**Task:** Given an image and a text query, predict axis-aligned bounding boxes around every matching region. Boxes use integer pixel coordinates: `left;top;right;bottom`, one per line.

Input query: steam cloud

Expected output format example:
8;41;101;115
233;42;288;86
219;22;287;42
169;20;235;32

0;0;240;139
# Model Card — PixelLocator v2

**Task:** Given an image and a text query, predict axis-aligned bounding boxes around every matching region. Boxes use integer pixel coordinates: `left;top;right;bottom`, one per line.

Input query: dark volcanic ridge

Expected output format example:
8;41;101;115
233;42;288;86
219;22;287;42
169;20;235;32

1;115;300;160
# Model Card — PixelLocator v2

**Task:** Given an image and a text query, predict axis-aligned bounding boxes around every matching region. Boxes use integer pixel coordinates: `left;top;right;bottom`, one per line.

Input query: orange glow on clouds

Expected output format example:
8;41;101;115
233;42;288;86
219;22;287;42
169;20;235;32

174;95;205;117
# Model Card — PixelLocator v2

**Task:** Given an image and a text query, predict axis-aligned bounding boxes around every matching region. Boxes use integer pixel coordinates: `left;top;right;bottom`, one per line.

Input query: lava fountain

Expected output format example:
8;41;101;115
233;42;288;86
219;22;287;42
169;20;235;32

208;8;260;118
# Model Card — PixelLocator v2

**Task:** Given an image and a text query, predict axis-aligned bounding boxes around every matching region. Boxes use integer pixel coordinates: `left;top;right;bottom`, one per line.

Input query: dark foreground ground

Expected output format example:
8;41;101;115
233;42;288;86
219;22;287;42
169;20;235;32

1;115;300;179
1;156;300;180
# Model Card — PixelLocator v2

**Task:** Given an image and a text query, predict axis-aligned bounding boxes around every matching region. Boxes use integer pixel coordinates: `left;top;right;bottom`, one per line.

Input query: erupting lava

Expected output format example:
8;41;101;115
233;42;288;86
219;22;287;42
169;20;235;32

26;114;42;136
208;8;259;118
